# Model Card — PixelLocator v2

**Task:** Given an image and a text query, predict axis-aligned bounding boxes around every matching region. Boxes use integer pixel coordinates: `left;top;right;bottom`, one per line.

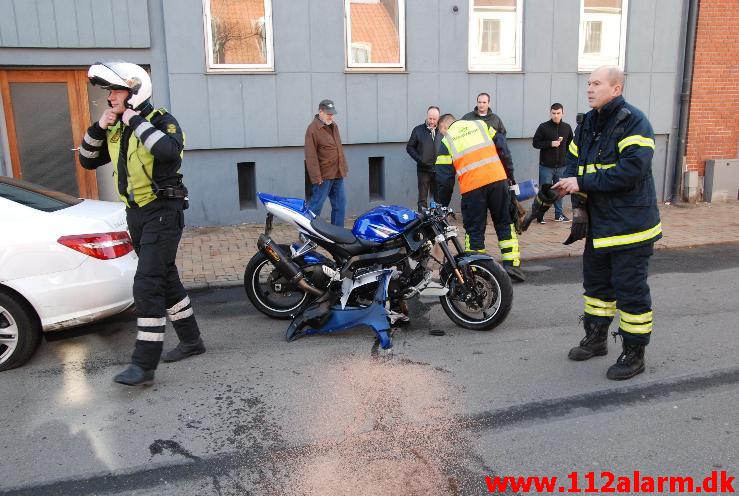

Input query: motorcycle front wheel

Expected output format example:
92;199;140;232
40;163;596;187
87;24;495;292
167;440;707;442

244;251;310;319
439;259;513;331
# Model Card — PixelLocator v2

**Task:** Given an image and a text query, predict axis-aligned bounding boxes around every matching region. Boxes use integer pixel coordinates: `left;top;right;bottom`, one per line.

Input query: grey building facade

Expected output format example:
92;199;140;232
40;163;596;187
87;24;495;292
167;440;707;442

0;0;689;226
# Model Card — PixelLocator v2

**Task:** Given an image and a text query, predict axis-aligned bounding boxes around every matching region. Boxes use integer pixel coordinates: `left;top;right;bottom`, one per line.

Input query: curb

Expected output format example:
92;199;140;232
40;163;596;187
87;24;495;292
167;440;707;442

184;280;243;292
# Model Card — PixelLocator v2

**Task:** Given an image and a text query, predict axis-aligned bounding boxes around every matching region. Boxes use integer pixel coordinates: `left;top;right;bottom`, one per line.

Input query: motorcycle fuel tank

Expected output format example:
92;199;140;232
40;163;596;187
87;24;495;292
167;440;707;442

352;205;418;242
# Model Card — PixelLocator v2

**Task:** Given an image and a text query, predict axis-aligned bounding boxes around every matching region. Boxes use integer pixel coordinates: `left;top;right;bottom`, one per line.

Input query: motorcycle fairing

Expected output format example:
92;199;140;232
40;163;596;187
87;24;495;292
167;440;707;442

285;269;394;349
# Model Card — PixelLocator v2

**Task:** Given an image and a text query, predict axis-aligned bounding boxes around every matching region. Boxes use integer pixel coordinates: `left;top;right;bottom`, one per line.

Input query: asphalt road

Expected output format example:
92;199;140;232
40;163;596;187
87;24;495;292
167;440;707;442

1;243;738;496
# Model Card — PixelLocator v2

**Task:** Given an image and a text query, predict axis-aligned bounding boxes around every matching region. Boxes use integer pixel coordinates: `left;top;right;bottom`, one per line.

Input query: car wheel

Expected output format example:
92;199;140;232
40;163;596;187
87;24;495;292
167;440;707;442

0;290;41;372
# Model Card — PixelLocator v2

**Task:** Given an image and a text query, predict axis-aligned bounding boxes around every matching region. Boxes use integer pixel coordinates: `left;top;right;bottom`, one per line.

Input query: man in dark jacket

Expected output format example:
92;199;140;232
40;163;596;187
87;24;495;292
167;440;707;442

406;106;442;210
462;93;507;135
305;99;349;227
532;103;574;222
554;66;661;381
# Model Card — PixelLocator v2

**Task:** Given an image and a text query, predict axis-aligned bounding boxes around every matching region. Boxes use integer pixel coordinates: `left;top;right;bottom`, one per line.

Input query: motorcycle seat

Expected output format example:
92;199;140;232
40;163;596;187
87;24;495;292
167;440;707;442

310;217;358;244
310;217;381;255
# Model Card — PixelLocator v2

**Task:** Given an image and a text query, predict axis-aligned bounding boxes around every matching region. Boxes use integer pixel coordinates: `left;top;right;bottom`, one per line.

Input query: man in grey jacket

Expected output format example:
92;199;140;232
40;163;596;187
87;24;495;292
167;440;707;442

462;92;507;135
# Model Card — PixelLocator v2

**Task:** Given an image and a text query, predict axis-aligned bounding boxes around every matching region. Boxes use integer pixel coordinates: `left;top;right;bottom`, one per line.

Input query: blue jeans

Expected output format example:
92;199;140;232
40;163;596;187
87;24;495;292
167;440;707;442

308;178;346;227
538;165;567;218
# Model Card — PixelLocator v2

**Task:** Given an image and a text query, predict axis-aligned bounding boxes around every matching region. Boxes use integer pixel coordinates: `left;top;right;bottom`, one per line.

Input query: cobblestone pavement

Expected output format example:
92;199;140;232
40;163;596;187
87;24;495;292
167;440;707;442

177;201;739;289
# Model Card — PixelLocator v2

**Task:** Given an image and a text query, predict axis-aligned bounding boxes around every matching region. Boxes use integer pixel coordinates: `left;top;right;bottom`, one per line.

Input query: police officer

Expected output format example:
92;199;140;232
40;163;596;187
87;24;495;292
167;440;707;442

79;61;205;386
436;114;524;282
553;66;661;380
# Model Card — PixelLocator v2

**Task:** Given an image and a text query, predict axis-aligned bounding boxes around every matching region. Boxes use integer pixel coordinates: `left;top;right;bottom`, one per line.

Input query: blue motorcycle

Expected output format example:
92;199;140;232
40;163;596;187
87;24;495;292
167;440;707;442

244;193;513;349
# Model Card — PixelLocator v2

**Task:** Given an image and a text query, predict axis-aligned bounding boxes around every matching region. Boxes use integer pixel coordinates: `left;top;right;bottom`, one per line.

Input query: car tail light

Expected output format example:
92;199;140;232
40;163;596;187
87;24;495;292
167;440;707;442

58;231;134;260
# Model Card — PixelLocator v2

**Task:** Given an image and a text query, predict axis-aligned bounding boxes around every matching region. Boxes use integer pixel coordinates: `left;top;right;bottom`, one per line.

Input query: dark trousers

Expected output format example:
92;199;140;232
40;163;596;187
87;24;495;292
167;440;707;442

460;181;520;266
538;165;568;218
435;165;456;207
127;199;200;369
582;240;654;345
417;170;436;210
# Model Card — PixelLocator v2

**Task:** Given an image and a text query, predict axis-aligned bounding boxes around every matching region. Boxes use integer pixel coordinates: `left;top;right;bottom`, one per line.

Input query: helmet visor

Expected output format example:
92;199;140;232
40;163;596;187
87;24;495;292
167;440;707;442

88;75;129;91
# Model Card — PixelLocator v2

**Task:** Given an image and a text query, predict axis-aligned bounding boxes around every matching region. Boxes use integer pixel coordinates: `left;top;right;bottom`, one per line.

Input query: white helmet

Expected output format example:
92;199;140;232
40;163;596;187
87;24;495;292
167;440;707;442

88;61;152;110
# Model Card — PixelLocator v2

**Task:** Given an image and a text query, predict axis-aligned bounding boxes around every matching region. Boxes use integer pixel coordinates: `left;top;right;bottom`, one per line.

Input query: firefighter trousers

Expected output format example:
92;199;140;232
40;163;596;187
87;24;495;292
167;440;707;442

126;199;201;370
460;180;520;267
582;240;654;345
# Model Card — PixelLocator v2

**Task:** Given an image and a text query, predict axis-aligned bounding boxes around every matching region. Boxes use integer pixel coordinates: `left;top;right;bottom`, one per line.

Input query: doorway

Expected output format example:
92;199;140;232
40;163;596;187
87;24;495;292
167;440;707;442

0;69;99;198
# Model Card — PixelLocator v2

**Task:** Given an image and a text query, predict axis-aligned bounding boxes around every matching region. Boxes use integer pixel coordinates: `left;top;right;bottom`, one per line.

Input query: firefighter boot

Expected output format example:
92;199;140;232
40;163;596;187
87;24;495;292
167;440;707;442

114;364;155;386
162;338;206;363
568;320;609;361
503;263;526;282
606;341;645;380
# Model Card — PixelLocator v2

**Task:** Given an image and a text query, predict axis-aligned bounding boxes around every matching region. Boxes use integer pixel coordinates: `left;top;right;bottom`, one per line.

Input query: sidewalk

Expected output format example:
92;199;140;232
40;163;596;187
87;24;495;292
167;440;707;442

177;201;739;290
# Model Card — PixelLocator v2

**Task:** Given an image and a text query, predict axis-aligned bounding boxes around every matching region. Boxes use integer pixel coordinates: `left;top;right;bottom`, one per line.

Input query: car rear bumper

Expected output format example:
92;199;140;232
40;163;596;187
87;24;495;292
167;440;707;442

4;252;137;331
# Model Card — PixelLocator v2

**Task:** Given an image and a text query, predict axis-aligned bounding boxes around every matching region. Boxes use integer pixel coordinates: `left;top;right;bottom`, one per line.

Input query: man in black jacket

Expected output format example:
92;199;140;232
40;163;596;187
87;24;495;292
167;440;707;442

406;106;442;210
532;103;574;222
462;93;507;136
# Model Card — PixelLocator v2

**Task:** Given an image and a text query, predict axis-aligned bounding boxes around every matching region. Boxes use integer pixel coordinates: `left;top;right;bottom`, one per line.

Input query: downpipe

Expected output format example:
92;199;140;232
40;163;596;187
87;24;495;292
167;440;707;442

256;234;325;297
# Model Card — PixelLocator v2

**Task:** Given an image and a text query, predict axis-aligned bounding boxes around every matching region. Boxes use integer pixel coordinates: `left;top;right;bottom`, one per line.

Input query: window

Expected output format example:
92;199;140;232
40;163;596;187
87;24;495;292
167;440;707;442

481;19;501;54
469;0;523;72
237;162;257;209
368;157;385;200
203;0;274;72
351;42;372;64
578;0;627;71
583;21;602;54
0;177;81;212
345;0;405;70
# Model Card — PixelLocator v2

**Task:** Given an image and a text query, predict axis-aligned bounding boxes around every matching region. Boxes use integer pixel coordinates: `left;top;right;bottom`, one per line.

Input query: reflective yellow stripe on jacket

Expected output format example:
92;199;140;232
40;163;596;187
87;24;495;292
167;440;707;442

569;140;578;157
577;163;616;176
592;223;662;249
617;135;655;153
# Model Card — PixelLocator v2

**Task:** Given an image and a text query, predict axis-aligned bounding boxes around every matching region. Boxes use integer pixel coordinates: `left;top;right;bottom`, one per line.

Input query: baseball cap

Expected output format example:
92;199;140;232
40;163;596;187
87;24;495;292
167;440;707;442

318;99;337;115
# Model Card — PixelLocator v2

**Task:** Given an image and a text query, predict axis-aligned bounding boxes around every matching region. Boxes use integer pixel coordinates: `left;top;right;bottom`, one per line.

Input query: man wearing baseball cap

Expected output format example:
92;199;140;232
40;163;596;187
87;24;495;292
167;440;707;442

304;99;349;227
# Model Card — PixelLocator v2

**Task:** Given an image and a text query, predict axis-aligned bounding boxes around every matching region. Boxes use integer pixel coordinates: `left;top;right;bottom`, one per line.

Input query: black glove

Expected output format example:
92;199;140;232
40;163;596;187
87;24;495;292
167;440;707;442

509;195;526;234
562;194;588;245
521;184;558;231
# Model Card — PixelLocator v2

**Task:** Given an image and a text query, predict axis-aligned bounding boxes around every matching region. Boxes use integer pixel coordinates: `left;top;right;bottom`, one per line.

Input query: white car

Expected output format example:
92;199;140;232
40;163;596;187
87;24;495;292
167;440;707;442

0;177;137;371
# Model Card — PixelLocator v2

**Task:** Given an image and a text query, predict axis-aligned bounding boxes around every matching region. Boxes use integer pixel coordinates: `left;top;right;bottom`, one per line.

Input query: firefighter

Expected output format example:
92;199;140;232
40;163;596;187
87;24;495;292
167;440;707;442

436;114;525;282
79;61;205;386
553;66;661;380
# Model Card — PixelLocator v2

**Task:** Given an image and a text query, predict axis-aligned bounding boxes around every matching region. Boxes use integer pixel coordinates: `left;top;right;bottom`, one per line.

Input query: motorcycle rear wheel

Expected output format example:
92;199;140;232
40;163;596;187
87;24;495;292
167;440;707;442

244;251;310;319
439;259;512;331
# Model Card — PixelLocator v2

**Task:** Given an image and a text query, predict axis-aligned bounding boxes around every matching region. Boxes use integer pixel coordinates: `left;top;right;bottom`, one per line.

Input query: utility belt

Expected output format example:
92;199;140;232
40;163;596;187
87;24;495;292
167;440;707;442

156;185;187;199
155;184;189;209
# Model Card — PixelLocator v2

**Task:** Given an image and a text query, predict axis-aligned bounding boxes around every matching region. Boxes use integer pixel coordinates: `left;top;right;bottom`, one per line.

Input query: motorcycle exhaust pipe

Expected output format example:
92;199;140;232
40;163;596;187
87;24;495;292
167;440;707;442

257;234;324;297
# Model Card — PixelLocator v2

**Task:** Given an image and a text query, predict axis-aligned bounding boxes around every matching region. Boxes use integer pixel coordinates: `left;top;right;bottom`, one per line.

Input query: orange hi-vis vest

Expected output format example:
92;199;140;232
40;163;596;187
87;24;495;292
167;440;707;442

442;120;507;194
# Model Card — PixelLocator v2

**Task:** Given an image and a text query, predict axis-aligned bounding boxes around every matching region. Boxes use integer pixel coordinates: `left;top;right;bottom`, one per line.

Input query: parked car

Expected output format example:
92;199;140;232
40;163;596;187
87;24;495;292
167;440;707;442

0;177;136;371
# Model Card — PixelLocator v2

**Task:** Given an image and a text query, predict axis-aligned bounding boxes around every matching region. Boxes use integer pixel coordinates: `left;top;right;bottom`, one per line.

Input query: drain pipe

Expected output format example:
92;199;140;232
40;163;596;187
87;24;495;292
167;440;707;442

671;0;700;202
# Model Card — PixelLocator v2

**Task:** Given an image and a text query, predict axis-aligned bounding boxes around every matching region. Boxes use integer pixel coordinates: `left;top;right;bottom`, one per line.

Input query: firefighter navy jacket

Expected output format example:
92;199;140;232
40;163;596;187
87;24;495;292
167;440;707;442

564;96;662;252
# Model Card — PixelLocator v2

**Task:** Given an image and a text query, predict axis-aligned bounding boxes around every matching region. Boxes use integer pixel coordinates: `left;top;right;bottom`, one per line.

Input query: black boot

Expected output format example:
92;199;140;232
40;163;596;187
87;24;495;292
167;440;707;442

114;364;155;386
162;338;206;363
606;341;645;380
504;264;526;282
568;320;609;361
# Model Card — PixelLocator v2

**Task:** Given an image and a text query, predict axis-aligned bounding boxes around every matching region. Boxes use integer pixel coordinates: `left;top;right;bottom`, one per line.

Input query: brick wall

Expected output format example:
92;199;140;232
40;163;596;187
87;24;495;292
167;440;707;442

685;0;739;175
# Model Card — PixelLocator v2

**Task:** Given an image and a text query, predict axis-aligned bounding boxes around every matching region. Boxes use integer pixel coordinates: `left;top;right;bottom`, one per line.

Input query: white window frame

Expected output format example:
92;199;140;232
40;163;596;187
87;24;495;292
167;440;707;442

203;0;275;72
344;0;406;70
577;0;628;72
468;0;523;72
